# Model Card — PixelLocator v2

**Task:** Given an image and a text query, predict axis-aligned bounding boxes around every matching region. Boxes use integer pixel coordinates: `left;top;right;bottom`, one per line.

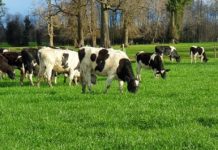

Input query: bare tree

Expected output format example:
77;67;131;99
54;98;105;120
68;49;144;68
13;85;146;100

33;0;59;46
53;0;87;47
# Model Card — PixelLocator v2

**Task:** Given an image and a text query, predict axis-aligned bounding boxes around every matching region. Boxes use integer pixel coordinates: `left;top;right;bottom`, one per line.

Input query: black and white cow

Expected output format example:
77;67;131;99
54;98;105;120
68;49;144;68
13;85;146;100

0;48;10;79
136;51;170;81
21;48;39;86
0;54;15;79
0;48;9;54
2;52;25;85
78;46;139;93
37;47;80;87
190;46;208;63
155;46;180;62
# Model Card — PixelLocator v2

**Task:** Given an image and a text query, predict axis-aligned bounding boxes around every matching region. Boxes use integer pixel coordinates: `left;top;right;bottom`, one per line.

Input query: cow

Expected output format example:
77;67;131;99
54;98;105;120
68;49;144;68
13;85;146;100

21;48;39;86
136;51;170;81
0;48;9;54
37;47;80;87
190;46;208;63
155;46;180;62
78;46;139;94
2;52;25;85
0;54;15;79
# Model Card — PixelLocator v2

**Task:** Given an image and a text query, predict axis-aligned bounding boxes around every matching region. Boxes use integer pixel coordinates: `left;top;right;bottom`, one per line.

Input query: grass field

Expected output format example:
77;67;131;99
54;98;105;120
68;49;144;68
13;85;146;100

0;43;218;149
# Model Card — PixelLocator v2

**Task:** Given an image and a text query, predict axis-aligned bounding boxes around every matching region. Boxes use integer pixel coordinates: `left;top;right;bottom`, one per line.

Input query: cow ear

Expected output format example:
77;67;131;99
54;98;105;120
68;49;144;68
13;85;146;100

165;69;170;72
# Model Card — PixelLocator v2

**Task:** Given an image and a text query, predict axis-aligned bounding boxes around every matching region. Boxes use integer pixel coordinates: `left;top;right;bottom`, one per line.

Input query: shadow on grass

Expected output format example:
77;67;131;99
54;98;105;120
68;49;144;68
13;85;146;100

129;117;178;130
196;117;218;128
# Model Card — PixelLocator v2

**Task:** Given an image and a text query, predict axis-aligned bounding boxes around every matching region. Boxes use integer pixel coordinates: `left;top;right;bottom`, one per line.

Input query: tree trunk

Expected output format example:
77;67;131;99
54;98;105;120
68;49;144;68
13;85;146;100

100;2;110;48
123;15;129;47
77;1;84;47
47;0;54;47
123;16;129;47
48;16;54;47
169;11;178;42
91;0;97;47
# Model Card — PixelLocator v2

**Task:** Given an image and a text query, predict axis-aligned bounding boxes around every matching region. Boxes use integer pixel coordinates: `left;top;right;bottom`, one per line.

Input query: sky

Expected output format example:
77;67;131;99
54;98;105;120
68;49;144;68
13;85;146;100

4;0;40;16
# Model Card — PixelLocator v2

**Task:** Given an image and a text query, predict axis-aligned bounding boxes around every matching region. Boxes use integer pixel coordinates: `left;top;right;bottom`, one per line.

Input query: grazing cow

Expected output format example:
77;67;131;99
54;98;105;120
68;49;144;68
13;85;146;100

0;48;9;53
0;54;15;79
136;51;170;81
2;52;25;85
155;46;180;62
190;46;208;63
37;47;80;87
21;48;40;85
78;46;139;93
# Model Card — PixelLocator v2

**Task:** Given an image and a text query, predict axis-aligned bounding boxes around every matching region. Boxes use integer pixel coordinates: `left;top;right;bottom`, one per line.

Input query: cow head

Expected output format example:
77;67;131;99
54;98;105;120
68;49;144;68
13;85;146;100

127;79;139;93
202;52;208;62
170;49;181;62
7;70;15;79
156;69;170;79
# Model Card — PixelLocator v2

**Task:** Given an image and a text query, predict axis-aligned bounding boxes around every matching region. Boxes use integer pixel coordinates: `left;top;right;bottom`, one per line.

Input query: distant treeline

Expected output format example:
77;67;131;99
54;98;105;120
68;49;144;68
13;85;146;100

0;0;217;46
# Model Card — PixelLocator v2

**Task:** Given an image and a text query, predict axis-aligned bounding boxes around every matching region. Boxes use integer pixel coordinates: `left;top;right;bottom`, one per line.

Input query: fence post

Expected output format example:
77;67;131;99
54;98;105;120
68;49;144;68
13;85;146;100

215;38;218;58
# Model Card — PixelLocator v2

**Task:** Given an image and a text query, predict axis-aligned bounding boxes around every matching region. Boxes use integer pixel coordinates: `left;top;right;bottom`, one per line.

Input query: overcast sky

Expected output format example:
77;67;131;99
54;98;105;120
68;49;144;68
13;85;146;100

4;0;40;16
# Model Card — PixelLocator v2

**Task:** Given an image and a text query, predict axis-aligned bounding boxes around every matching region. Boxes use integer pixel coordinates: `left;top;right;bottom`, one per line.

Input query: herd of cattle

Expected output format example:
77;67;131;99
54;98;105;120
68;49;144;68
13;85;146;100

0;45;208;93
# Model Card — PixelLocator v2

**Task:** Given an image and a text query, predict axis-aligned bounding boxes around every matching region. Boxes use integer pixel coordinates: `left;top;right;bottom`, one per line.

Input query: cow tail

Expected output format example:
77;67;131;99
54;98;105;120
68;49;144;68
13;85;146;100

38;51;42;63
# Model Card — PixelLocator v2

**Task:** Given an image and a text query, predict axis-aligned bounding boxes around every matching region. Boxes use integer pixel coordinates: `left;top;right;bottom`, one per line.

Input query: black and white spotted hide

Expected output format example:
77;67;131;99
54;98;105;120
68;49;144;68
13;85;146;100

78;47;139;93
155;46;180;62
136;52;170;81
190;46;208;63
95;49;109;72
62;53;69;69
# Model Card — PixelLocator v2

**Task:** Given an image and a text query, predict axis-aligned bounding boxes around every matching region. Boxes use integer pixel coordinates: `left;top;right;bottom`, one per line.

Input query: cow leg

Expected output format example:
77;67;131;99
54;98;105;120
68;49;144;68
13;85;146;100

87;74;93;93
64;73;68;83
45;68;53;87
136;63;142;81
68;70;75;86
20;64;25;86
190;52;193;63
194;54;197;63
74;77;78;85
37;64;46;87
119;81;124;93
104;75;114;93
170;56;174;62
80;71;87;93
82;81;86;93
160;54;164;61
28;71;34;86
201;56;204;62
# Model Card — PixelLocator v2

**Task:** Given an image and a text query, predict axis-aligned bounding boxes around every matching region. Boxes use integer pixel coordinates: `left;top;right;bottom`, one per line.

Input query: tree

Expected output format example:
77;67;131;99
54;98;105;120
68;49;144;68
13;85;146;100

166;0;192;42
0;0;5;17
121;0;145;47
47;0;54;46
96;0;125;48
90;0;97;47
22;16;32;45
53;0;87;47
6;15;23;46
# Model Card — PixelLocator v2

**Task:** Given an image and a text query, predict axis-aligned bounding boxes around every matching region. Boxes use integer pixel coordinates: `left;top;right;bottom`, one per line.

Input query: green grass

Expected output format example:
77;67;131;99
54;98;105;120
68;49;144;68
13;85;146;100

0;43;218;149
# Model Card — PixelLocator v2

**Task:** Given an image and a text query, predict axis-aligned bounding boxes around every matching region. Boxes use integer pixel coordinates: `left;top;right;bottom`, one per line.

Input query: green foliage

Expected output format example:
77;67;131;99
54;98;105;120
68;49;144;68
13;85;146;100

0;43;217;149
22;16;32;46
166;0;193;41
6;17;23;46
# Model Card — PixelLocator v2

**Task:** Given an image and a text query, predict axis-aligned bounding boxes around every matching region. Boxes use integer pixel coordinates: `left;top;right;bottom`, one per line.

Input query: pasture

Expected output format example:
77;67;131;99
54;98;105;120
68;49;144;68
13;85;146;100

0;43;218;149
